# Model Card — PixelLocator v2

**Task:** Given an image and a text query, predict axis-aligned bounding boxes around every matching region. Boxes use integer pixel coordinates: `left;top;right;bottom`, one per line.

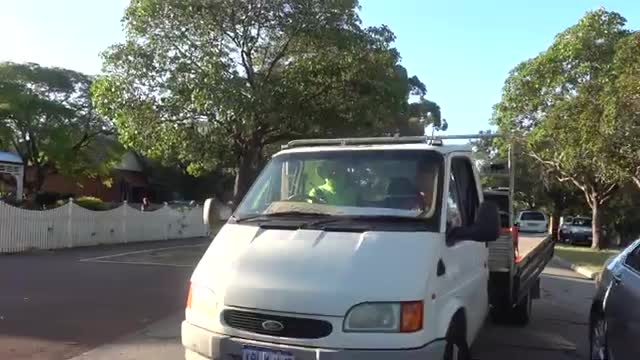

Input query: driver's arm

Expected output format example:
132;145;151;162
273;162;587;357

308;187;325;203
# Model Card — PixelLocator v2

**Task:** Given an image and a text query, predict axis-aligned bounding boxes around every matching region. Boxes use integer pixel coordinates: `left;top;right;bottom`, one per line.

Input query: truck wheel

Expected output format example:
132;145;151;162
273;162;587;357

512;292;532;326
443;320;471;360
489;304;510;324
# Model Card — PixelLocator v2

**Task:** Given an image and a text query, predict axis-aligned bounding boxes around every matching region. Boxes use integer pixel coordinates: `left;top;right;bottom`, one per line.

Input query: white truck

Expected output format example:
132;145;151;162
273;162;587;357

182;135;554;360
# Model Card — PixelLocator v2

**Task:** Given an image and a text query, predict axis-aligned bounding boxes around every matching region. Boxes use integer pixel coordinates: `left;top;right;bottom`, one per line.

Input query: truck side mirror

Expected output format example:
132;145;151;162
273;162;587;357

203;198;229;226
448;202;500;243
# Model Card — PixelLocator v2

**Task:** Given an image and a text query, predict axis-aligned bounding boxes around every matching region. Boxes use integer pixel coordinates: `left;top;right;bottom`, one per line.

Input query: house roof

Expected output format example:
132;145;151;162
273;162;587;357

0;151;23;164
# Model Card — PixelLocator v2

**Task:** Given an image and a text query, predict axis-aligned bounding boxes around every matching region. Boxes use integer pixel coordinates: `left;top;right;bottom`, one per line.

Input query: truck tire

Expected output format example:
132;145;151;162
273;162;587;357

512;292;532;326
489;304;510;324
443;318;471;360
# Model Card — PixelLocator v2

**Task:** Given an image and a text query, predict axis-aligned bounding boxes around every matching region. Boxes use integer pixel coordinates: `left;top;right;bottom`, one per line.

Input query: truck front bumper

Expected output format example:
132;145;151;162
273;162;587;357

182;321;446;360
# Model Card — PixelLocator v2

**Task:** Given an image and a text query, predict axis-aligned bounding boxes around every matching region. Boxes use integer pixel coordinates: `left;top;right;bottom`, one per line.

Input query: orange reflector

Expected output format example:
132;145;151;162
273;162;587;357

186;284;193;309
400;301;423;332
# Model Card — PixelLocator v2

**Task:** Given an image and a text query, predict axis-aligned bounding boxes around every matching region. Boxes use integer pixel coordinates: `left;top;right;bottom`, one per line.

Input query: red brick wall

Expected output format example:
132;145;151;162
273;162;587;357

39;173;121;202
25;168;132;202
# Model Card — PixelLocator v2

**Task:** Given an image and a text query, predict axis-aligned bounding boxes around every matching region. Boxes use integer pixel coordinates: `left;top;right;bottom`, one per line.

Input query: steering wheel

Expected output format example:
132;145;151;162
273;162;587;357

287;193;326;204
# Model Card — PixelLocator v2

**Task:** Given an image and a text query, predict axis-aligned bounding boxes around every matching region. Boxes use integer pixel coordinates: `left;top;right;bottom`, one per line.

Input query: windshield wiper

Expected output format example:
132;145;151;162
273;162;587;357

304;214;424;228
234;211;332;223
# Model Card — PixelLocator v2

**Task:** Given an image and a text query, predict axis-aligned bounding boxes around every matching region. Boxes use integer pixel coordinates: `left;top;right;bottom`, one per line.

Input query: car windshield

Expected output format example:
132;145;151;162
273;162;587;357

521;211;545;221
235;149;443;222
572;218;592;227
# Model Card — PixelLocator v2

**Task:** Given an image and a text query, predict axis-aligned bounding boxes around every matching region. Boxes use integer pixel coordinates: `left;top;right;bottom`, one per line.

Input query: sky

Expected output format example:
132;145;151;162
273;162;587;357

1;0;638;136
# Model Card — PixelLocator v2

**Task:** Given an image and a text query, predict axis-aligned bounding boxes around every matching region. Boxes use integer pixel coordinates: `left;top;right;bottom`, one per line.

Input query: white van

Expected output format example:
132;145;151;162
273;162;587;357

182;136;551;360
516;210;548;233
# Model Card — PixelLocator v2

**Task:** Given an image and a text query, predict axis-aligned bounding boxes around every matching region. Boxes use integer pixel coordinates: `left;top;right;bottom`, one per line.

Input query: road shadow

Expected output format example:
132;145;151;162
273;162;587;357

473;261;594;360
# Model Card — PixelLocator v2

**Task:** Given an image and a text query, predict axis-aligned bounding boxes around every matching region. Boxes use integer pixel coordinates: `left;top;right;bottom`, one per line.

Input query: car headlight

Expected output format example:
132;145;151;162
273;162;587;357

344;301;423;333
186;283;218;316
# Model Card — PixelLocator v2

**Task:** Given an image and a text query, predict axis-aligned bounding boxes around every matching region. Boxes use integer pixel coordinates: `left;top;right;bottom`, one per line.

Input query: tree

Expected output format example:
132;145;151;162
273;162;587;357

604;184;640;246
388;73;445;136
606;31;640;190
93;0;436;205
471;130;586;241
492;9;638;249
0;62;117;194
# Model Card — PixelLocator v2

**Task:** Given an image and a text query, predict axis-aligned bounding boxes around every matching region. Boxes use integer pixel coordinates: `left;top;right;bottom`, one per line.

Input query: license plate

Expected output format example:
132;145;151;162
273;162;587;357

242;345;295;360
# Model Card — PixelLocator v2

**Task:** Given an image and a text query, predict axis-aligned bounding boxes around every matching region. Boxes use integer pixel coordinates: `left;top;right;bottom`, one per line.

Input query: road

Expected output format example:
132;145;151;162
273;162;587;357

0;238;208;360
1;240;595;360
474;258;594;360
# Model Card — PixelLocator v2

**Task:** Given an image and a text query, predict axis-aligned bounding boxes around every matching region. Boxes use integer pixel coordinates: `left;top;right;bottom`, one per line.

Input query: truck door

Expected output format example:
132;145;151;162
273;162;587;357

442;155;488;341
606;243;640;360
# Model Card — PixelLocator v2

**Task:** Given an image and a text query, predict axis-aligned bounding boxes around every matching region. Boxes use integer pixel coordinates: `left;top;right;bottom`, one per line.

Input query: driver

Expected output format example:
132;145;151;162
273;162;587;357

308;160;357;206
415;160;438;212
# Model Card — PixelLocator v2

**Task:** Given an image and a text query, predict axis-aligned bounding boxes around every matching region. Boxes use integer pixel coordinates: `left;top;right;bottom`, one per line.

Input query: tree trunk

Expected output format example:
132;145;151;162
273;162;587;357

591;201;605;250
550;208;561;242
28;164;48;196
633;175;640;191
232;147;261;208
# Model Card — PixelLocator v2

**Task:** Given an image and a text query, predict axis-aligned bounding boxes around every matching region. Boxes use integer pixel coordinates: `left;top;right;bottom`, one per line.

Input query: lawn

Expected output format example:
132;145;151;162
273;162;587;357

554;244;620;273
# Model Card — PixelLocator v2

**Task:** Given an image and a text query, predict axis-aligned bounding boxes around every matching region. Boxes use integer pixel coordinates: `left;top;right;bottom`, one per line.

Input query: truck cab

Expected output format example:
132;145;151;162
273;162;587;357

182;136;511;360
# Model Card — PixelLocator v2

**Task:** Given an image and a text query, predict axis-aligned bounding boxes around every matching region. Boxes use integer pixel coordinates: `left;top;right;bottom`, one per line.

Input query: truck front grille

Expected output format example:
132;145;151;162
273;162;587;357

222;309;333;339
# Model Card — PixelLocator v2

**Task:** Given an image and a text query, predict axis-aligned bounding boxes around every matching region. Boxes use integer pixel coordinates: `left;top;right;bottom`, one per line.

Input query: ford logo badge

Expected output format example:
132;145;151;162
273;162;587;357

261;320;284;332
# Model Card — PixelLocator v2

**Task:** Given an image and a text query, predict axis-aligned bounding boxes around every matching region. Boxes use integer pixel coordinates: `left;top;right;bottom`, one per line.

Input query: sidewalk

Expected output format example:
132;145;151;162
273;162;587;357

553;255;599;279
69;312;184;360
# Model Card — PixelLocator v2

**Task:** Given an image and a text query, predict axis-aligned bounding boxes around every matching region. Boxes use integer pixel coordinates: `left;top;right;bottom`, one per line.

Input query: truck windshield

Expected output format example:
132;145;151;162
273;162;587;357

235;149;444;223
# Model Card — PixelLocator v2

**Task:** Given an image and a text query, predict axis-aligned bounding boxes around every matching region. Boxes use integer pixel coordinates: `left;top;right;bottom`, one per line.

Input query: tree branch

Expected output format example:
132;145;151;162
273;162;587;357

265;35;295;81
599;183;618;204
528;152;587;192
240;48;256;89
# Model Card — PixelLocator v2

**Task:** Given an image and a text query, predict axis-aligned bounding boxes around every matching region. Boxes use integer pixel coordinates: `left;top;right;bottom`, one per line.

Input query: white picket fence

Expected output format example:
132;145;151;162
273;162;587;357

0;200;209;253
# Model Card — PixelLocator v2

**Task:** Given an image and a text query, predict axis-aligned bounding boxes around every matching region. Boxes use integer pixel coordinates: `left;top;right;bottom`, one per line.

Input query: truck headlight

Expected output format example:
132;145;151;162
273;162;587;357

344;301;423;333
186;283;218;316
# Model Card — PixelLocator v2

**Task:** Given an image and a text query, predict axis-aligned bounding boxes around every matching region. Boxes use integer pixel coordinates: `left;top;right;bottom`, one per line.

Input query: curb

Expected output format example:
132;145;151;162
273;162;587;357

553;255;599;279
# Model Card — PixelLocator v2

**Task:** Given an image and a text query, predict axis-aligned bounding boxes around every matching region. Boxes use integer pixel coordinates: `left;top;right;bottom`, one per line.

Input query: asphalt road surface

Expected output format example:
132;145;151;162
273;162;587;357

474;258;595;360
0;238;209;360
1;240;595;360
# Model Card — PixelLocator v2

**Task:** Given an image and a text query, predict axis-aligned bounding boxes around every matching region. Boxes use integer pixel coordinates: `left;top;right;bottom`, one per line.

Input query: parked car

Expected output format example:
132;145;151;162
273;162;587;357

516;210;548;233
558;216;574;240
183;135;554;360
590;239;640;360
561;216;593;245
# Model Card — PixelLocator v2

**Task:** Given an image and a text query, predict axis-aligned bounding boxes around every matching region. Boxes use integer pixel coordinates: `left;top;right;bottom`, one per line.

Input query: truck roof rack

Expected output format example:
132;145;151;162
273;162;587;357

282;133;503;150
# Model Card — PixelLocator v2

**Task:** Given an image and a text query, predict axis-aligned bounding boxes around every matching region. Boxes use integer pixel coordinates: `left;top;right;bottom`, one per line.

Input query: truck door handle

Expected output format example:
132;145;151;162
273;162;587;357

437;259;446;276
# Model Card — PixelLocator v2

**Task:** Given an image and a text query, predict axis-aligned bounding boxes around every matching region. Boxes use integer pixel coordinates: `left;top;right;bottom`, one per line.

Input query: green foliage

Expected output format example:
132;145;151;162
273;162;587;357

602;185;640;246
0;62;121;193
74;196;109;211
92;0;441;203
606;31;640;189
492;9;640;248
471;129;585;214
35;191;73;209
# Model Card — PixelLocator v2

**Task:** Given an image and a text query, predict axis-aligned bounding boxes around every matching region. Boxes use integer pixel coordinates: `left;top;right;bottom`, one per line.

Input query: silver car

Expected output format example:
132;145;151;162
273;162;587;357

590;239;640;360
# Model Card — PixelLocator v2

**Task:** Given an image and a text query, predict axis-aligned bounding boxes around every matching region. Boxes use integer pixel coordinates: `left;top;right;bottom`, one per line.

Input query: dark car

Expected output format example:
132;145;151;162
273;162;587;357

589;239;640;360
563;217;593;245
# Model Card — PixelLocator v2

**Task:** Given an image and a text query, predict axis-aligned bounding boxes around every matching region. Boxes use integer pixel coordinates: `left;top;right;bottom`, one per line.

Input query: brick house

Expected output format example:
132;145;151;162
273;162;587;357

26;151;152;203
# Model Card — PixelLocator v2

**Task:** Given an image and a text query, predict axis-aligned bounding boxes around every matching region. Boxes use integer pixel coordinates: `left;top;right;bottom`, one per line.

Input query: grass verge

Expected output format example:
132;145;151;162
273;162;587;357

554;244;620;273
